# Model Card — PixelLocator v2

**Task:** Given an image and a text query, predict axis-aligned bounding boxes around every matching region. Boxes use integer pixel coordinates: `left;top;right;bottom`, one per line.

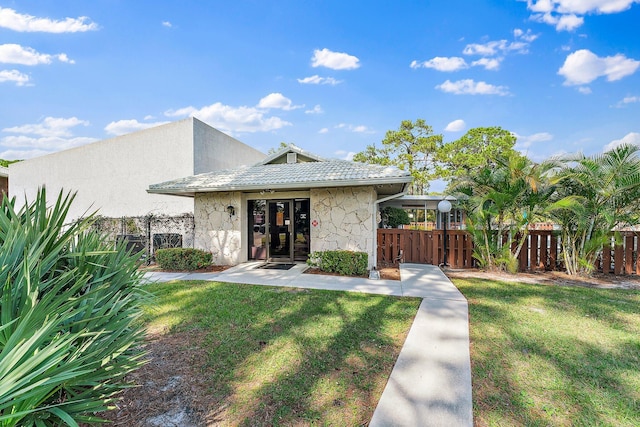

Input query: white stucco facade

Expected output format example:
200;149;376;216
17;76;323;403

193;186;378;268
310;187;377;262
9;117;264;220
194;192;244;265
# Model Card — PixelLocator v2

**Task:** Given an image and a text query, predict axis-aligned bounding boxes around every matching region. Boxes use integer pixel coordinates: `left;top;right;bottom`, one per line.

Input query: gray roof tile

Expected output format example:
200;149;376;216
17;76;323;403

148;160;411;194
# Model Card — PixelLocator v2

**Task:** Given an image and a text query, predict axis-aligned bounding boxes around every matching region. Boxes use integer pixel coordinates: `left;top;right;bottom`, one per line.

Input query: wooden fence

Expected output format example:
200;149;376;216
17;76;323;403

377;229;640;275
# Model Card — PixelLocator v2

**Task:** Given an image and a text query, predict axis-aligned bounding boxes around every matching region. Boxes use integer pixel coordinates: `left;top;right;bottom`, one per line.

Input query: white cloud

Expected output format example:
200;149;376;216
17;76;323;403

311;48;360;70
3;117;89;137
334;123;373;133
471;57;502;70
558;49;640;85
0;135;97;153
526;0;639;15
463;40;529;56
0;69;30;86
0;44;74;65
444;119;466;132
165;102;292;134
162;21;172;28
613;95;640;107
305;105;324;115
297;75;342;85
524;0;638;31
531;12;584;31
318;128;329;134
410;57;468;71
104;119;170;136
0;148;50;160
603;132;640;151
436;79;510;96
513;28;539;42
578;86;592;94
0;6;98;33
335;150;356;161
514;132;553;149
257;93;302;111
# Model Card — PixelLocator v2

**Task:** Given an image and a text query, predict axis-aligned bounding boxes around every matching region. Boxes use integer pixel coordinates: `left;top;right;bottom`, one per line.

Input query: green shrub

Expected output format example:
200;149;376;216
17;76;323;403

155;247;212;271
382;206;410;228
0;188;147;426
307;250;368;276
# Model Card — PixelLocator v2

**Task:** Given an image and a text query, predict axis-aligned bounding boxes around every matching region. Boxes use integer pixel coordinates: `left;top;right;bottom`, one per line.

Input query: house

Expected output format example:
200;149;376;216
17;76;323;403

8;117;265;220
148;144;412;268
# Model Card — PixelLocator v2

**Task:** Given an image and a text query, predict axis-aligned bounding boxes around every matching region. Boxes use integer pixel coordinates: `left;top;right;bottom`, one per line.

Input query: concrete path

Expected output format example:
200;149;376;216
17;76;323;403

143;262;473;426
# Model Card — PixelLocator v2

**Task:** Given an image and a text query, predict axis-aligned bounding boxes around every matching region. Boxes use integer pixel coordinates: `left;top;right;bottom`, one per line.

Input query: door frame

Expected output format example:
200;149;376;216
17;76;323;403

247;196;311;264
267;200;294;262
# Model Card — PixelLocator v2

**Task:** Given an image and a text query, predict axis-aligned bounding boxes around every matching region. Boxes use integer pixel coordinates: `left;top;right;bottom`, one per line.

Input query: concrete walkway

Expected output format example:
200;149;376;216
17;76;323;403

143;262;473;426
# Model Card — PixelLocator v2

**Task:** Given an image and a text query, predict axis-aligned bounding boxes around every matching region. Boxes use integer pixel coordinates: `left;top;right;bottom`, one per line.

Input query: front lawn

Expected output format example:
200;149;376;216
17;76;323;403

106;281;420;426
453;278;640;427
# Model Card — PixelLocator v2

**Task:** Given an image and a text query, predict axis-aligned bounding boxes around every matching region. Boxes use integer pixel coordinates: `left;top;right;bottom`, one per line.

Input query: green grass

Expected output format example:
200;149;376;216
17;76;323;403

142;280;420;426
453;278;640;427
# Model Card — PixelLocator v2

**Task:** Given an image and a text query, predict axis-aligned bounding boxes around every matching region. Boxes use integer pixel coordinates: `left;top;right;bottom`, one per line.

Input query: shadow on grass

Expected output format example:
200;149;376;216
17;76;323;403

455;277;640;426
143;280;420;426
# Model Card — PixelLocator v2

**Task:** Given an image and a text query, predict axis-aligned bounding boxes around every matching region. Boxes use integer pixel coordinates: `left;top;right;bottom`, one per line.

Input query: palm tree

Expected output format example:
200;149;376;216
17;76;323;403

453;152;553;272
544;144;640;275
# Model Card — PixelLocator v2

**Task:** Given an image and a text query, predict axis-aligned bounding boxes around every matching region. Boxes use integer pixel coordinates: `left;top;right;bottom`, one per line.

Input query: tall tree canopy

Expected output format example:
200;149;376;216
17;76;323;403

353;119;442;194
437;126;518;180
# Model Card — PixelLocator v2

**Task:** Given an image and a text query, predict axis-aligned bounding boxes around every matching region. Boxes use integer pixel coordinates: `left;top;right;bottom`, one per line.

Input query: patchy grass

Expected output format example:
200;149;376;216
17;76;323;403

109;281;420;426
453;277;640;427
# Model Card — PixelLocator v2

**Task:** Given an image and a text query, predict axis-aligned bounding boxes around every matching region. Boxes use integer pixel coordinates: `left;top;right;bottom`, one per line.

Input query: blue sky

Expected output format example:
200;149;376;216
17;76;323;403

1;0;639;167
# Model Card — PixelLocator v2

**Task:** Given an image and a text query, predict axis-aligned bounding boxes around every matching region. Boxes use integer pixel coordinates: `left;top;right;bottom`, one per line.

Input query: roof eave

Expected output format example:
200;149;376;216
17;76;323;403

148;176;412;196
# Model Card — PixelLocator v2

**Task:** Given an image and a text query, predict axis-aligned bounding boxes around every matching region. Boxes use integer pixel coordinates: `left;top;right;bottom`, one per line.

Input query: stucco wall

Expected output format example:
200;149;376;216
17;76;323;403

194;192;243;265
310;186;376;268
193;118;265;174
8;118;265;220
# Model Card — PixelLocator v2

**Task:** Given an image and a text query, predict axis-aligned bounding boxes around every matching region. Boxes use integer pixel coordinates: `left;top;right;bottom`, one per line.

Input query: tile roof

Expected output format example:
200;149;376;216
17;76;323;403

148;160;411;195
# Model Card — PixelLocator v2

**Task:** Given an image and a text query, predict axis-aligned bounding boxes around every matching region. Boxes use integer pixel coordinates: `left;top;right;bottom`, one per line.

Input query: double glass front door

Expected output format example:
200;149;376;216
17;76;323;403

248;199;310;262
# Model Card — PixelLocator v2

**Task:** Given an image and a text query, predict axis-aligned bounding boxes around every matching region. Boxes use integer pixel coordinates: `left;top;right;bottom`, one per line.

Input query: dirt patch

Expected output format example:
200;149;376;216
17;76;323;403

99;331;218;426
304;267;401;281
445;268;640;290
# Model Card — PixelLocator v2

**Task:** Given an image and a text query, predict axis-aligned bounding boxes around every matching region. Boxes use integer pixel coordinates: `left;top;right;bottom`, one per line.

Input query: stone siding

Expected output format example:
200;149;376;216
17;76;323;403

310;186;376;268
194;192;243;265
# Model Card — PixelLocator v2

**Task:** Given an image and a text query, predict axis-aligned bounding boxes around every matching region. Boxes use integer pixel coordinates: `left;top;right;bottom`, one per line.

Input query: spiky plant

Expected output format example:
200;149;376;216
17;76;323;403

0;189;147;426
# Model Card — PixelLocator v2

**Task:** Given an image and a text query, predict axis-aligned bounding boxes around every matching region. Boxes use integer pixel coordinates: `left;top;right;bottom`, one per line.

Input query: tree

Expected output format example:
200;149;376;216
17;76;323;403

267;142;290;155
353;119;442;194
453;151;553;272
544;144;640;275
437;126;518;181
382;206;411;228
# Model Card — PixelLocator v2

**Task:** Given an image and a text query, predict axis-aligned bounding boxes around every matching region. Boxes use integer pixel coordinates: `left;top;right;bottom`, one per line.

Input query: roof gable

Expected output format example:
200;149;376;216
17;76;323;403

257;144;326;165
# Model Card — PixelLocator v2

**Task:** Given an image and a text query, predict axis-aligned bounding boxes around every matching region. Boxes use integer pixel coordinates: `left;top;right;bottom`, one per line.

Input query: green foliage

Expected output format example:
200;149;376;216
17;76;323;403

353;119;442;194
544;143;640;275
382;206;410;228
437;126;518;181
454;152;553;272
155;248;212;271
0;159;20;168
0;188;146;426
307;251;368;276
267;142;291;155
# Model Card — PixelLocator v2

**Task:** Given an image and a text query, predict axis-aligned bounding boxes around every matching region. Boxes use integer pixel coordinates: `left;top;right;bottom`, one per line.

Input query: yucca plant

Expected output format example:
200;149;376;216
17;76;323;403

0;189;147;426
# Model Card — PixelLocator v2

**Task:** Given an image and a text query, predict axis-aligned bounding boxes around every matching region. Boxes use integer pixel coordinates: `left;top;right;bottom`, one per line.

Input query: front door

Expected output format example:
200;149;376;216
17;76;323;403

268;201;292;261
248;199;310;263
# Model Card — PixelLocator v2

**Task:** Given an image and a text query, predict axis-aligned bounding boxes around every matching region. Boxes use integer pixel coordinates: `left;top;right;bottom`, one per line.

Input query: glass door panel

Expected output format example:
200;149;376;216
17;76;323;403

248;200;267;260
268;201;292;261
293;199;310;261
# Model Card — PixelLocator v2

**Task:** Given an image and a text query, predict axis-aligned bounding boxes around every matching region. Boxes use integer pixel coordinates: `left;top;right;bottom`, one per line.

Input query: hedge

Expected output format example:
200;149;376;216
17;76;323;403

306;250;368;276
155;248;212;271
